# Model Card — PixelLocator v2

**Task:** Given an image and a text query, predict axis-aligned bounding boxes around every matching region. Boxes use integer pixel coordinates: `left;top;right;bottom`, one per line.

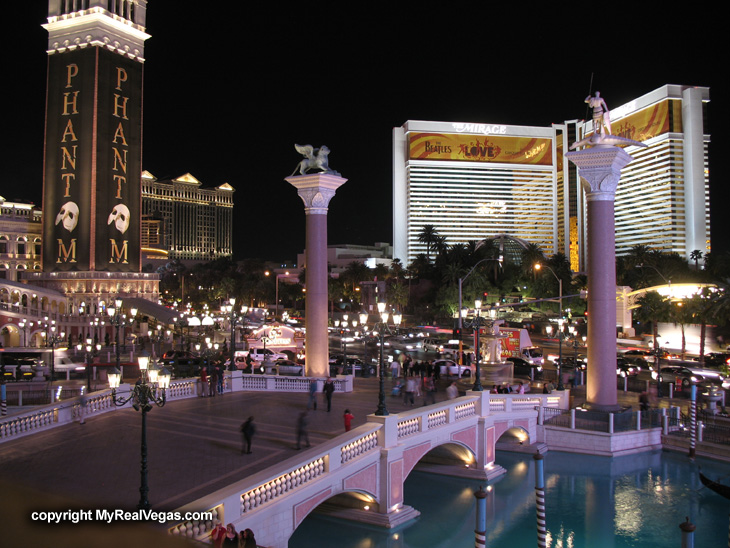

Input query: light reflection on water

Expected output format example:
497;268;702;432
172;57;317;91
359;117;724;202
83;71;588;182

290;450;728;547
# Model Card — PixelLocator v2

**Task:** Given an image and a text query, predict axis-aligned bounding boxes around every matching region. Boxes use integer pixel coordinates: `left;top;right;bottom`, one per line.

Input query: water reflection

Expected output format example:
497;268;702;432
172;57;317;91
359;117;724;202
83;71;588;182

290;450;728;547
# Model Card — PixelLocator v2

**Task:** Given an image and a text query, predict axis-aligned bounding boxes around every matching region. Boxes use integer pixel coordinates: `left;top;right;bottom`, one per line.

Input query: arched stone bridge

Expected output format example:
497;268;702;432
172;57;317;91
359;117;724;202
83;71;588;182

170;390;567;547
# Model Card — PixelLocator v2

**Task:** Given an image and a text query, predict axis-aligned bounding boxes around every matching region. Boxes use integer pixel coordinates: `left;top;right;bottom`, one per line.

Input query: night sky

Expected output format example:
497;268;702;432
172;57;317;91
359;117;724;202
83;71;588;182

6;2;727;263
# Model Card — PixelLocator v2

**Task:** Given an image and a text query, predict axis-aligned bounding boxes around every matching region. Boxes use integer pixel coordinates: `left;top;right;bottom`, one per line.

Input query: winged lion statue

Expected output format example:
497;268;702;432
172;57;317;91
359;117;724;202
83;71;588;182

290;144;338;176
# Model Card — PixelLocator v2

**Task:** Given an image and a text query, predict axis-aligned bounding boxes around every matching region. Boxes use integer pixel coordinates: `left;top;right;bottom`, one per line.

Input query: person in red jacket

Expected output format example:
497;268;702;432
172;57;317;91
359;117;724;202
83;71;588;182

343;409;354;432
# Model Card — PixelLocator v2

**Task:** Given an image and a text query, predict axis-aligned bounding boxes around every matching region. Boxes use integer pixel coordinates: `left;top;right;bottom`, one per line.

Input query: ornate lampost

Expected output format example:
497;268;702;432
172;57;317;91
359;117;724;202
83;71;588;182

108;356;170;510
77;337;101;392
225;300;248;371
465;300;485;392
48;321;66;386
147;325;165;360
367;302;402;416
106;298;138;371
547;319;567;391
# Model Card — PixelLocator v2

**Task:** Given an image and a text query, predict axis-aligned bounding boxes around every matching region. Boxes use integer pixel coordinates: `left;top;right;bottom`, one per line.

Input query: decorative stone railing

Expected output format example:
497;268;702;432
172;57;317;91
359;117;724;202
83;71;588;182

0;377;197;443
169;423;383;542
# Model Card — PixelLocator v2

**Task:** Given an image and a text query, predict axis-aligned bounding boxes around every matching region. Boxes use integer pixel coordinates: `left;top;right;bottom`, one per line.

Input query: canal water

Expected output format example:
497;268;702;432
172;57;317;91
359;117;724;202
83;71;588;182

290;450;729;547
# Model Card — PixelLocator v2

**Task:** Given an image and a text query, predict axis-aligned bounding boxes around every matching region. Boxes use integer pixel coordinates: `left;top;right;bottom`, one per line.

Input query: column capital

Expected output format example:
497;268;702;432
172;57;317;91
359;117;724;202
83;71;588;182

285;173;348;215
565;147;634;202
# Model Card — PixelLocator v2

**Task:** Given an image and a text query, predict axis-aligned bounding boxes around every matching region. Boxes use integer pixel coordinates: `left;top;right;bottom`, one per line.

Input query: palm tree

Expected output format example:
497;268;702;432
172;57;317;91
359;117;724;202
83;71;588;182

521;243;545;279
688;287;718;363
417;225;440;262
670;299;694;359
634;291;670;350
689;249;704;271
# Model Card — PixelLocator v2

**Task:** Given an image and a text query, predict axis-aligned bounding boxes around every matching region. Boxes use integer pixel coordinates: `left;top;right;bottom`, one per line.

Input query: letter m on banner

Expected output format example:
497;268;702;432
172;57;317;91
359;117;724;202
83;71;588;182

109;239;129;264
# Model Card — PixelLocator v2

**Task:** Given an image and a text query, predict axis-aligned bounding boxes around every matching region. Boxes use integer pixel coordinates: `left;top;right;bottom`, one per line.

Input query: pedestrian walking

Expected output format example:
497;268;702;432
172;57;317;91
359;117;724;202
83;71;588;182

78;388;88;424
240;416;255;454
209;365;218;397
343;408;354;432
200;366;208;397
639;391;649;412
307;378;318;410
390;359;399;379
295;410;310;449
323;377;335;412
404;376;417;405
446;381;458;400
216;362;224;395
423;374;436;405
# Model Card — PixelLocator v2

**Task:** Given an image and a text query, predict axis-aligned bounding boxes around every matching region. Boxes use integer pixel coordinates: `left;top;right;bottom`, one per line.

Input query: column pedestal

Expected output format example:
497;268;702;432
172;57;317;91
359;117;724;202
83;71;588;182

566;147;634;412
285;173;347;378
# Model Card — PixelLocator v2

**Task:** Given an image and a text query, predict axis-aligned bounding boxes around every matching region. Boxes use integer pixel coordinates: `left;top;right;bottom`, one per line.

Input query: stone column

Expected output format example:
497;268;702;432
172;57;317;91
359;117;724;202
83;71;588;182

566;147;634;411
285;173;347;377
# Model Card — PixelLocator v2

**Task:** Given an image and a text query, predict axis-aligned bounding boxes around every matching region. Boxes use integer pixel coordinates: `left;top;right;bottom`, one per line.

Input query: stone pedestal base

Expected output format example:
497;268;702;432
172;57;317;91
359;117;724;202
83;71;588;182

314;502;420;529
415;461;507;482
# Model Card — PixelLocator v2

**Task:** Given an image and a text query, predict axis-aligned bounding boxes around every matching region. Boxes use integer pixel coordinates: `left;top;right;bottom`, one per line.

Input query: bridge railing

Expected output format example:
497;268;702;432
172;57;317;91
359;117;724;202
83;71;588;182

0;378;197;443
169;422;384;541
168;390;565;543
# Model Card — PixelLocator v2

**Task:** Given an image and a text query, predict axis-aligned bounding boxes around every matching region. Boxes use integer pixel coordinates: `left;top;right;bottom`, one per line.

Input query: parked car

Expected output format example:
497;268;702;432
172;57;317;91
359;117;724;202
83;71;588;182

248;348;288;363
506;357;543;379
616;357;641;377
329;357;367;376
440;343;473;360
698;352;730;368
434;359;473;377
389;336;421;352
161;354;202;378
553;355;587;370
421;338;445;353
652;365;721;387
274;359;304;376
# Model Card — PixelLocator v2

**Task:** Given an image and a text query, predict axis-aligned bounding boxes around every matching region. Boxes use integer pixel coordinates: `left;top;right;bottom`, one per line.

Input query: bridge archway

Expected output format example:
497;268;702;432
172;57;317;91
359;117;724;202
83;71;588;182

407;441;478;478
496;426;530;449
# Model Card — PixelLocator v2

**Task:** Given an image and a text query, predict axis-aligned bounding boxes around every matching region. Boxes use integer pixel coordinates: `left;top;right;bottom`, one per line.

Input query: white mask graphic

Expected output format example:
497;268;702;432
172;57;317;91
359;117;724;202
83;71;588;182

55;202;79;232
107;204;130;234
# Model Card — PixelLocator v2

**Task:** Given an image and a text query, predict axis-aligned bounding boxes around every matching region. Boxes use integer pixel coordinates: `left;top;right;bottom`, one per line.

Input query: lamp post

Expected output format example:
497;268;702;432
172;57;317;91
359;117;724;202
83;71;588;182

368;302;401;416
458;258;502;361
107;298;138;371
545;318;565;390
147;325;165;360
340;314;349;374
77;337;101;392
465;300;486;391
225;300;248;371
108;356;170;510
534;263;563;316
359;312;370;377
48;322;66;386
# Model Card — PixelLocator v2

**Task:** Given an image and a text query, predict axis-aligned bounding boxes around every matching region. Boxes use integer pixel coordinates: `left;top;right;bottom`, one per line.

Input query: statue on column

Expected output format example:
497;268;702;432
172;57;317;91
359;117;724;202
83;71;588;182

290;144;340;176
571;92;647;150
585;91;611;135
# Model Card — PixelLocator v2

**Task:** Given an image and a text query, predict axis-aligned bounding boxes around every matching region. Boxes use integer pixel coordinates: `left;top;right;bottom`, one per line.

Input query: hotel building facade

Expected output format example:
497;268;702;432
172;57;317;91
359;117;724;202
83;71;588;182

393;84;710;272
141;171;234;263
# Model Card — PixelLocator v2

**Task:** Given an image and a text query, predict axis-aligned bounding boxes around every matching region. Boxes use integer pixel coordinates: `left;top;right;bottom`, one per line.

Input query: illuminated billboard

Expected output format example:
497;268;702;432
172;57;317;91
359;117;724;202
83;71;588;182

43;47;142;272
409;133;553;165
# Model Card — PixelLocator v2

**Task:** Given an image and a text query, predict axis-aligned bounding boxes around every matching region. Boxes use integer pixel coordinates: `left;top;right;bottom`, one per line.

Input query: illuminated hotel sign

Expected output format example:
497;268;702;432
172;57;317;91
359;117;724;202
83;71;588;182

452;123;508;135
409;133;552;165
43;47;142;272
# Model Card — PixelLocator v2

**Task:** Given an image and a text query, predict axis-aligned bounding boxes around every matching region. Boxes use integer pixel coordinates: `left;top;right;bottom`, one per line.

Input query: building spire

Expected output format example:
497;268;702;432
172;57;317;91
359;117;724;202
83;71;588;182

44;0;149;61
